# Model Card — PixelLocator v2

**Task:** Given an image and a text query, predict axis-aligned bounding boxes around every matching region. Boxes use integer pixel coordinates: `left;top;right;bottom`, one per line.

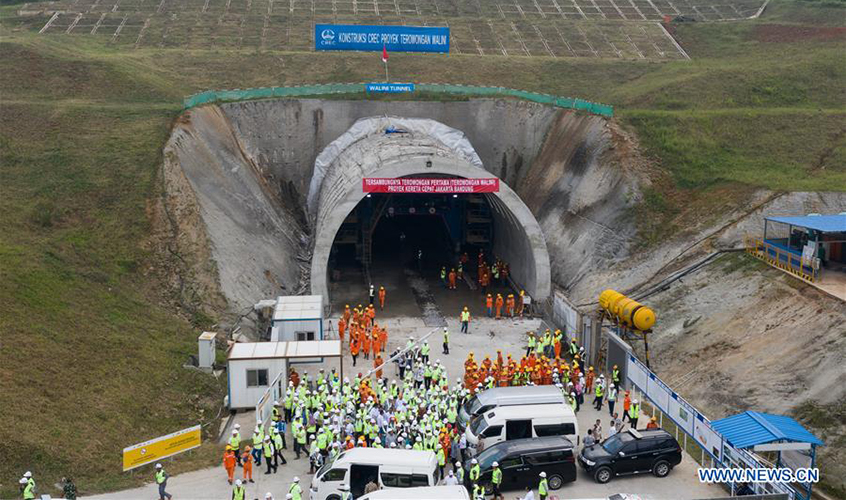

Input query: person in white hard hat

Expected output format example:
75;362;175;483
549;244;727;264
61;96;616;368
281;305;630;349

339;482;352;500
443;469;459;486
538;471;548;500
19;477;34;500
154;463;172;500
288;477;302;500
265;492;274;500
630;399;641;429
232;479;245;500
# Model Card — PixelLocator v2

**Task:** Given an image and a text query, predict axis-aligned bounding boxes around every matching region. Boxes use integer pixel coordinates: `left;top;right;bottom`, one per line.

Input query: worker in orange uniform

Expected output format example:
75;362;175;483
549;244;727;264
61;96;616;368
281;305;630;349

378;286;386;310
517;290;525;317
223;446;237;484
553;330;563;359
586;366;595;392
448;269;457;290
362;329;371;360
622;391;632;422
343;304;351;324
350;333;360;367
374;354;384;379
241;445;254;483
379;325;388;353
337;316;346;342
289;367;300;387
371;330;381;357
495;294;504;319
486;294;493;317
506;294;515;317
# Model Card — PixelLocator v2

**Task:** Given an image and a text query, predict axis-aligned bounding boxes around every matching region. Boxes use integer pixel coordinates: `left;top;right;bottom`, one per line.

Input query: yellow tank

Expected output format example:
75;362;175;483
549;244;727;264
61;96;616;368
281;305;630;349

597;289;656;330
632;306;656;331
598;289;621;311
614;297;635;318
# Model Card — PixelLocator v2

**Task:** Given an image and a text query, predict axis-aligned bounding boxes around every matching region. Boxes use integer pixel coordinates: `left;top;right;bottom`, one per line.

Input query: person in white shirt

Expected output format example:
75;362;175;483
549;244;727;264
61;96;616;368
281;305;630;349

443;470;459;486
517;486;535;500
608;420;618;437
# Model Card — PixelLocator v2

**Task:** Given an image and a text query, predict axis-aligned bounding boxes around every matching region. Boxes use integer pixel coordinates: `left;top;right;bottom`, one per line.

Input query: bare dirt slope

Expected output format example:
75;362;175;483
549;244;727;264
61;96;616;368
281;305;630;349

645;253;846;493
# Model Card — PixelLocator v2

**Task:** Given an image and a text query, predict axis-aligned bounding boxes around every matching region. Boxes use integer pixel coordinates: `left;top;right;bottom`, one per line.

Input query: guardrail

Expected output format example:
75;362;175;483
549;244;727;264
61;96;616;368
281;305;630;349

625;351;801;500
182;83;614;117
745;236;818;282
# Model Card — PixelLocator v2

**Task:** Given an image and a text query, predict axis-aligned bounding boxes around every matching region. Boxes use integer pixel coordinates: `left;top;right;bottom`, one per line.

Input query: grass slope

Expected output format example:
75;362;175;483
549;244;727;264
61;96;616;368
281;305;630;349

0;0;844;495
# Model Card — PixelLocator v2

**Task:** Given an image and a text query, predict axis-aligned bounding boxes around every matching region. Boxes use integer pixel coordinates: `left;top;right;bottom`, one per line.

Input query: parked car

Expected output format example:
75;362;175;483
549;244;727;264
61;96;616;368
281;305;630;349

465;436;577;494
578;428;682;484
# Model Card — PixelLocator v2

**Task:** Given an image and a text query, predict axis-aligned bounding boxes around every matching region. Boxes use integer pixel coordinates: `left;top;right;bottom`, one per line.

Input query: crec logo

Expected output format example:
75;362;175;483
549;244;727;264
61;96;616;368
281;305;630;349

321;29;335;42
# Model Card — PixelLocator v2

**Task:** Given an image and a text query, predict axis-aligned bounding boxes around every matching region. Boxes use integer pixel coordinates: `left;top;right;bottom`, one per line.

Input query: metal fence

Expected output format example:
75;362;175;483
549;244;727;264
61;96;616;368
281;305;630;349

182;83;614;117
625;352;799;499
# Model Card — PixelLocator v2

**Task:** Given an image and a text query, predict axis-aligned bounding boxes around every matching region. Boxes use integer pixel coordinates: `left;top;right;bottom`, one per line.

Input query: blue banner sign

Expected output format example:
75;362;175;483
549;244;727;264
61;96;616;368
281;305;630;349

315;24;449;53
366;83;415;93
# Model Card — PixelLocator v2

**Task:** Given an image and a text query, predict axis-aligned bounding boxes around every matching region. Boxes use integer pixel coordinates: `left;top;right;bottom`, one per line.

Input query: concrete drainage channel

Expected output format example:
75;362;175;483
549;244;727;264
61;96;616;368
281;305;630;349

403;268;448;327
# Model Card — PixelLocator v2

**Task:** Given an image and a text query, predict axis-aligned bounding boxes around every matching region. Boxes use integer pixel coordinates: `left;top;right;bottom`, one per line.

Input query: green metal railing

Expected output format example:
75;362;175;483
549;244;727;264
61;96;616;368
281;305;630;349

183;83;614;117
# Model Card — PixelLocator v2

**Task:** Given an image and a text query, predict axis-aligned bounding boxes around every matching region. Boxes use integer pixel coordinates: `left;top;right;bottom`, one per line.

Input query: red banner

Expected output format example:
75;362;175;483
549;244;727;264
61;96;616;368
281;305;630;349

362;178;499;194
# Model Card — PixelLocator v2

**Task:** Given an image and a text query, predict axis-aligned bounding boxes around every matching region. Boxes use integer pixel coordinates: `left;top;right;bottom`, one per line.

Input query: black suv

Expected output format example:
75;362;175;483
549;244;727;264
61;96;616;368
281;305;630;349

578;428;682;484
465;436;577;494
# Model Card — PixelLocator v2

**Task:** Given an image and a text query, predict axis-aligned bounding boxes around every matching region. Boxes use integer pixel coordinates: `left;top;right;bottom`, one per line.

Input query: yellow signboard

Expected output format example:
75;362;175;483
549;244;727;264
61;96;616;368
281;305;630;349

122;425;202;471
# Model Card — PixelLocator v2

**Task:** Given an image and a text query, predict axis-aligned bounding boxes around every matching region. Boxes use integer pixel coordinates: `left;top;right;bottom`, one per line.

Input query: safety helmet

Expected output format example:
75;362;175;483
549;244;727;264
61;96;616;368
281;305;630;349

155;464;162;469
492;461;499;467
539;472;547;478
471;458;478;464
232;429;238;434
455;461;462;467
293;476;300;482
235;423;241;429
236;479;242;486
266;493;273;499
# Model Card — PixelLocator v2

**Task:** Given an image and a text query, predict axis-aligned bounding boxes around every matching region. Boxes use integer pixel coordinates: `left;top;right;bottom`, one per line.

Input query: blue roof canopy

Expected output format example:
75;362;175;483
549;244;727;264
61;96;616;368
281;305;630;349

711;411;824;449
766;215;846;233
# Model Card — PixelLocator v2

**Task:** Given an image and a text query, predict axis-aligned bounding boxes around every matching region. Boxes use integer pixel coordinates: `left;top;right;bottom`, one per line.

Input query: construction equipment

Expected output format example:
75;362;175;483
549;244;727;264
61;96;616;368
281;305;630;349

598;289;656;367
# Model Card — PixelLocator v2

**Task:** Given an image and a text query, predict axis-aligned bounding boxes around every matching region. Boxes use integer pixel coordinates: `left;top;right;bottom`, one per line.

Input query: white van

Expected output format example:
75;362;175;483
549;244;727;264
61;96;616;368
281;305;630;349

358;485;471;500
465;402;579;453
309;448;438;500
458;385;566;429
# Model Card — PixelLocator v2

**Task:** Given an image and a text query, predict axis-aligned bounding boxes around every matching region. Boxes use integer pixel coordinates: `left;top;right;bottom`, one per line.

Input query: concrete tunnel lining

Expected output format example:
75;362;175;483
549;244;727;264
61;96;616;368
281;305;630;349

310;149;552;306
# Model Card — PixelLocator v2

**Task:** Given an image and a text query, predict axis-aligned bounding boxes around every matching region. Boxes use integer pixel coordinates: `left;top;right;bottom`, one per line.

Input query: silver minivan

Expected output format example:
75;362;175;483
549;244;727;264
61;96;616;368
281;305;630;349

458;385;566;429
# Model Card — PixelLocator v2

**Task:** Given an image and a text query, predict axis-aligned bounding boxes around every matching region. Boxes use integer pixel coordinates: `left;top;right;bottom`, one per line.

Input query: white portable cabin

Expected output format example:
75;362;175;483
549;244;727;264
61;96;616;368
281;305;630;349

270;295;324;345
226;340;341;410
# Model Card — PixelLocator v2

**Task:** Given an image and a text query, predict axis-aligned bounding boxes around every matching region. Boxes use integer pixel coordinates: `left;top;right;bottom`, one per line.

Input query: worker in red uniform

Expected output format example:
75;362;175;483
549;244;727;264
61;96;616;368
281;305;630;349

448;269;457;290
378;286;386;310
350;332;360;367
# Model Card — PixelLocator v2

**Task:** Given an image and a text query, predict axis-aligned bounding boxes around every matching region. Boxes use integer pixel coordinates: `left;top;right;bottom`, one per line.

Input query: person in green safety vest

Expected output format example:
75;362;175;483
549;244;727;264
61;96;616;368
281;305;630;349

272;427;287;467
295;424;307;459
20;473;35;500
538;471;549;500
421;341;430;364
231;479;246;500
455;461;464;485
436;445;446;480
526;331;536;357
440;267;447;287
154;463;172;500
612;364;621;386
263;436;276;474
339;482;352;500
630;399;641;429
289;476;303;500
442;327;450;355
272;401;281;424
568;392;577;412
593;379;605;411
472;483;484;500
253;424;264;466
491;461;504;500
569;339;579;357
229;427;242;465
460;307;470;333
469;458;480;486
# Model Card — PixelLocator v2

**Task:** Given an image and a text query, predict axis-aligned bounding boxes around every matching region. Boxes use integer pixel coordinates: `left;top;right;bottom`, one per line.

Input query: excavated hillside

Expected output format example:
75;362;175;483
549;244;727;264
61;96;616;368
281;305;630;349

160;97;846;492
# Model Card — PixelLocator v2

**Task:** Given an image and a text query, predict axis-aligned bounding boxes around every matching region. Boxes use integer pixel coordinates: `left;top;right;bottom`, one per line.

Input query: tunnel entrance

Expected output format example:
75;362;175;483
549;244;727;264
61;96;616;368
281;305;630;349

327;189;519;321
